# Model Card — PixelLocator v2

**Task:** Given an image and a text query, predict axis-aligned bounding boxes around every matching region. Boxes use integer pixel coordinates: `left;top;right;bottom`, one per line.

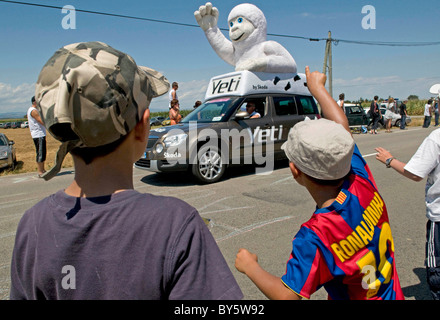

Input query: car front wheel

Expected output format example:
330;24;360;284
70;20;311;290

191;144;226;184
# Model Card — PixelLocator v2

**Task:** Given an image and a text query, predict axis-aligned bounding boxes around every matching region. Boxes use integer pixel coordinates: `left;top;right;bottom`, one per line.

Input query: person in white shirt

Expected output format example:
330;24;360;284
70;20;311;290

375;128;440;300
27;96;46;176
423;99;433;128
337;93;345;110
168;82;178;108
384;97;395;133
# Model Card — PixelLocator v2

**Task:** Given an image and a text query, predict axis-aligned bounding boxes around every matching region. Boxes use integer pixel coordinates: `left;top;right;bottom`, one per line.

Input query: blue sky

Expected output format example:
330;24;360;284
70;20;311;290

0;0;439;113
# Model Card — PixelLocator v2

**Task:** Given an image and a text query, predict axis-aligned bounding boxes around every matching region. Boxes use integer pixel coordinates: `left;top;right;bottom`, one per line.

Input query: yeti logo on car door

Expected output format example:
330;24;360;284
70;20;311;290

249;125;283;143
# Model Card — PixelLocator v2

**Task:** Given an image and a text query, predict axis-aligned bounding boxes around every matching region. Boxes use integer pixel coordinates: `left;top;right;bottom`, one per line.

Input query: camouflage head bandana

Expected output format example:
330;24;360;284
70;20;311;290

35;41;169;180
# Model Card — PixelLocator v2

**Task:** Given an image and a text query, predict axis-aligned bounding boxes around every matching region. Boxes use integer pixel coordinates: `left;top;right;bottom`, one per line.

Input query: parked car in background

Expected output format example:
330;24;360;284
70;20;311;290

0;133;16;170
344;103;369;127
161;117;171;126
380;100;402;111
379;107;411;127
21;121;29;128
150;116;165;126
1;122;11;129
365;105;411;128
11;121;23;129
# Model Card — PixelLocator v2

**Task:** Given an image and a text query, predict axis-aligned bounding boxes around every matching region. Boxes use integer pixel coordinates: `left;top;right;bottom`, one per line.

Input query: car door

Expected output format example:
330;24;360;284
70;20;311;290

228;96;271;164
270;95;303;157
346;106;360;126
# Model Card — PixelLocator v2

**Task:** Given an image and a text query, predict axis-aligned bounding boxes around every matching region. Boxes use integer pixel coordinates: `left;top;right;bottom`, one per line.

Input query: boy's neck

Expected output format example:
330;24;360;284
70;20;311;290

307;184;343;209
65;157;134;198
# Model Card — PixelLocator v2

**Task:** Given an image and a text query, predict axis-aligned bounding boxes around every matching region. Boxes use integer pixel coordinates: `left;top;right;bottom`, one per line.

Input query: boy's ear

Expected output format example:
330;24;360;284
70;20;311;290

289;162;301;179
134;109;150;140
142;108;150;126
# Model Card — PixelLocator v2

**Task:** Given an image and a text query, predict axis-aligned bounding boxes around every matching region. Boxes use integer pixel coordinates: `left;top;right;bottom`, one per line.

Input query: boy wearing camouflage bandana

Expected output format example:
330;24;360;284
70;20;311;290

10;42;243;300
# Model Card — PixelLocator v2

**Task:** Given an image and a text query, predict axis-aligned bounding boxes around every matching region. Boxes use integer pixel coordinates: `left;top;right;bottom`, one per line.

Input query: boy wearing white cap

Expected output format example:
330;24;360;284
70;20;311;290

235;67;403;300
10;42;243;300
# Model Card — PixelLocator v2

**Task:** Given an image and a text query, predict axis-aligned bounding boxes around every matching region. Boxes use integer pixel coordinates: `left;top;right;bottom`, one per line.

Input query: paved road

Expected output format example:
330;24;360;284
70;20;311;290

0;126;436;300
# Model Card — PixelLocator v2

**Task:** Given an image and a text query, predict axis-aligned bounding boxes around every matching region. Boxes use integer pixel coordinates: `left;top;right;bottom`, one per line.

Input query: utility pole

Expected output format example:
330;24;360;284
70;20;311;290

322;31;333;98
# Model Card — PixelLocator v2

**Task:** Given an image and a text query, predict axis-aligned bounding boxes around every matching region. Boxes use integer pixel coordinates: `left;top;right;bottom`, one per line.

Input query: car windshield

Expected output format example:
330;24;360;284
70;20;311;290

181;97;242;123
0;137;6;146
349;106;363;114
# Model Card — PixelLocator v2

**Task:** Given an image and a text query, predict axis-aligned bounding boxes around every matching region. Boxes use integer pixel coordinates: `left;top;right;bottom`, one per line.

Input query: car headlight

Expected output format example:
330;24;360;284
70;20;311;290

163;134;188;147
155;143;164;154
0;151;8;159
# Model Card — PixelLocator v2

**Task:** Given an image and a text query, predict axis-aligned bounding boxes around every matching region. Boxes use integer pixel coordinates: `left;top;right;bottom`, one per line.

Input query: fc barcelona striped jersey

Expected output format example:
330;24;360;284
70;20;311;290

281;145;404;300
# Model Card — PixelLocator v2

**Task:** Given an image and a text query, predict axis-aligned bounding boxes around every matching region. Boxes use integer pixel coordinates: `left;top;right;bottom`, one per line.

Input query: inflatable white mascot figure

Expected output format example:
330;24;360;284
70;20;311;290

194;2;297;73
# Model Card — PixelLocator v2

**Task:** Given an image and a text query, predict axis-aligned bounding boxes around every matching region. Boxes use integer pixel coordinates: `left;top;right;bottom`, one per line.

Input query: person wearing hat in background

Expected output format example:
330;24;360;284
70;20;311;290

27;96;46;177
10;42;243;300
235;66;404;300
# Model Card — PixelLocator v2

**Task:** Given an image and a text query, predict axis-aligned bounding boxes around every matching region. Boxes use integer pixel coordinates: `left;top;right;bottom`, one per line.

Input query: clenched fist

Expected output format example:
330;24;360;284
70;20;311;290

235;248;258;274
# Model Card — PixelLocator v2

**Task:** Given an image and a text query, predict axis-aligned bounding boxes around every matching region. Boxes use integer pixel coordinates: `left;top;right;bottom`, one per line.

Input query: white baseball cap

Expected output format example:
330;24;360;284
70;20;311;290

281;119;354;180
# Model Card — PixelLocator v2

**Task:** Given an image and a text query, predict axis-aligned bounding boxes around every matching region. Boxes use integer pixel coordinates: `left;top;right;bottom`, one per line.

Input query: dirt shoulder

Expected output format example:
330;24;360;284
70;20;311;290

0;128;73;176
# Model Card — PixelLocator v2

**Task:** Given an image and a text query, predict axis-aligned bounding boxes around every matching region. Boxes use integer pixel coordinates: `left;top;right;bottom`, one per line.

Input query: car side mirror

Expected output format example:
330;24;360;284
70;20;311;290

234;111;250;121
9;141;14;145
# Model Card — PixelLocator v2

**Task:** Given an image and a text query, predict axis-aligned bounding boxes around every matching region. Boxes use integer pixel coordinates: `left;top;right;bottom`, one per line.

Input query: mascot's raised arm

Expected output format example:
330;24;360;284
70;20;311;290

194;2;297;73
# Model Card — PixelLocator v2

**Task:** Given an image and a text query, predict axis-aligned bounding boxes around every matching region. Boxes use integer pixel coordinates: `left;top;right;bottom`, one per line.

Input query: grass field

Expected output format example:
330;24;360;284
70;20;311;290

0;114;430;177
0;127;74;176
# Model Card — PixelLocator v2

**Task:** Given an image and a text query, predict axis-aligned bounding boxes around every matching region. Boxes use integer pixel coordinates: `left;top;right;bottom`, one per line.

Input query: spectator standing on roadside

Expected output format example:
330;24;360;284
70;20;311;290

384;97;395;133
10;42;243;300
423;99;433;128
235;67;404;300
337;93;345;110
27;96;46;177
369;95;382;134
168;82;178;108
169;99;182;125
399;100;408;130
375;128;440;300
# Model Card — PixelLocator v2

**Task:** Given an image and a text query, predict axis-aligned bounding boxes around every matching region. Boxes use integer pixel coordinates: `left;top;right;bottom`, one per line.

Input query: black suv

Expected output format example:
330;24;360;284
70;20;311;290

135;71;320;183
344;104;368;127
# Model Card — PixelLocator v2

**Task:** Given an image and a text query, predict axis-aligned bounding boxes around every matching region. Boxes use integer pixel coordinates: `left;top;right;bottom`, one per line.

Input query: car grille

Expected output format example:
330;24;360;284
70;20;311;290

135;158;151;168
134;158;171;169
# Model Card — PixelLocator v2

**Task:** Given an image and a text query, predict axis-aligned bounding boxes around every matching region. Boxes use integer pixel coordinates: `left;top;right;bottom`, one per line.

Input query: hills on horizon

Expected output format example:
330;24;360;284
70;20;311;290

0;111;27;120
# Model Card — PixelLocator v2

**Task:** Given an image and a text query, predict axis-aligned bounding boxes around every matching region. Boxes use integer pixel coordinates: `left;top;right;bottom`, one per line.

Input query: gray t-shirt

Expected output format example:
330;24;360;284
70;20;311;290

10;190;243;300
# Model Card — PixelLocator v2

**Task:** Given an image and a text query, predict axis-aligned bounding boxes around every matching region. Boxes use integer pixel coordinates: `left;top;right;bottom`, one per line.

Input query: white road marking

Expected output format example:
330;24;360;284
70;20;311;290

216;215;295;243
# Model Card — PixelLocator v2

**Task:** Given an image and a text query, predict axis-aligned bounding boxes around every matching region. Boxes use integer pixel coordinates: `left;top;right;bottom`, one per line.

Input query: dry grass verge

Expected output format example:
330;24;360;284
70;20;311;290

0;128;73;176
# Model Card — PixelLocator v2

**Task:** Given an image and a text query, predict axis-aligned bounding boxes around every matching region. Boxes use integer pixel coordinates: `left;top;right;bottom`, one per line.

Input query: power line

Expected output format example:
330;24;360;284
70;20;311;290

334;39;440;47
1;0;440;47
0;0;200;29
